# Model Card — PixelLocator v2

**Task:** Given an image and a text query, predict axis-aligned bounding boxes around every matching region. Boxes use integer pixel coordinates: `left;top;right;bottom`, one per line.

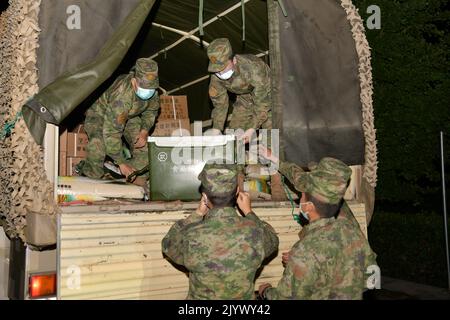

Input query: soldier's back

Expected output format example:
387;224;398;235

236;54;270;79
181;208;270;299
293;218;376;299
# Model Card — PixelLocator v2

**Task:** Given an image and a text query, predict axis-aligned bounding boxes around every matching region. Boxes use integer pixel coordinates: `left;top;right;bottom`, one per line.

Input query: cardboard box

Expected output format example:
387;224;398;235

59;152;67;176
67;132;88;157
151;119;191;137
60;125;88;157
66;157;84;176
60;130;68;152
73;124;86;134
159;96;189;120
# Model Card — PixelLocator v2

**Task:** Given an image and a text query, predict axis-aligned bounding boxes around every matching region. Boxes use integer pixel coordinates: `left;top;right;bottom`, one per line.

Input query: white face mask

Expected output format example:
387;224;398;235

299;201;313;221
215;69;234;80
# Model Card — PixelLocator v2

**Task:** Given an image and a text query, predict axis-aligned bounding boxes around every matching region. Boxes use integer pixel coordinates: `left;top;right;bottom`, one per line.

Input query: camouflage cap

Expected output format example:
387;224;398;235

207;38;233;73
134;58;159;89
198;162;238;195
298;157;352;204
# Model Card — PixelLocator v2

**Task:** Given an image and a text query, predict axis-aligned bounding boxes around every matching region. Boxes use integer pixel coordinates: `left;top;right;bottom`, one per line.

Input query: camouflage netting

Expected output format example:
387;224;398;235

341;0;378;222
0;0;59;241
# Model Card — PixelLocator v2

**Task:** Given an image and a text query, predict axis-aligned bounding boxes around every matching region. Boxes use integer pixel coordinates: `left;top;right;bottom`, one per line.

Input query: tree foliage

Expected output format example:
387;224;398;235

354;0;450;210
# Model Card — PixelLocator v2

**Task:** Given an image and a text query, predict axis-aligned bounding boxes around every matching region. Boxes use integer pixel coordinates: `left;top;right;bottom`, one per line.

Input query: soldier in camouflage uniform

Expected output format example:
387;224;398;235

162;163;279;300
258;148;377;300
207;38;271;142
79;58;160;181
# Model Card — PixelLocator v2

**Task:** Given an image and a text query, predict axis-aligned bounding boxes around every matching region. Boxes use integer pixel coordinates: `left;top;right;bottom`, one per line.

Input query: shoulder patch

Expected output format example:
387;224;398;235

146;72;157;81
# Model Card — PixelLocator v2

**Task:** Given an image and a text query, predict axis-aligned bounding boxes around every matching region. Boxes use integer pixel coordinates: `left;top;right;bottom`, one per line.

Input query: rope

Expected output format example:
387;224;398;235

1;111;23;140
281;176;301;224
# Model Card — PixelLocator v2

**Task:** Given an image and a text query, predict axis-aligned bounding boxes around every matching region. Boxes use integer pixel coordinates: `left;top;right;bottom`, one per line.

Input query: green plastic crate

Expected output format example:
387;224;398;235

148;135;235;201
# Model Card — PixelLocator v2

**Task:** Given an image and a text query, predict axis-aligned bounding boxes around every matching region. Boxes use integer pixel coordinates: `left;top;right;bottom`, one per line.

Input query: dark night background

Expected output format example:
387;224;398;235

0;2;7;12
1;1;449;288
353;0;450;288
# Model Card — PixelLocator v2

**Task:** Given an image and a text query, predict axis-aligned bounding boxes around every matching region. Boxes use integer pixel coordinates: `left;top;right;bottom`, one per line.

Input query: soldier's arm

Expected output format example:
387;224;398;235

246;213;279;258
209;75;229;131
161;213;203;266
140;93;160;131
249;64;271;129
278;161;307;192
265;242;320;300
103;100;128;165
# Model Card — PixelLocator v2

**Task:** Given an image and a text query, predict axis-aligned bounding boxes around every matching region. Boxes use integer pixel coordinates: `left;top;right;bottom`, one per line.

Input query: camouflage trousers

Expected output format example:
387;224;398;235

82;112;149;179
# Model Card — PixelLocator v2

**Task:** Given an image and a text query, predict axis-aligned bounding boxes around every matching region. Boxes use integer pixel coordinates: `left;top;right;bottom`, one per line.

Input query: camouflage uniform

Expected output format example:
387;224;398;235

81;58;160;178
264;158;377;300
207;38;272;132
162;163;279;300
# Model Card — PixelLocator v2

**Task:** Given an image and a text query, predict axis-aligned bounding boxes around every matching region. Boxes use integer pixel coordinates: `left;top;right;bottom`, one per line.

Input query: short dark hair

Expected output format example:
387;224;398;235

200;185;237;208
305;193;343;218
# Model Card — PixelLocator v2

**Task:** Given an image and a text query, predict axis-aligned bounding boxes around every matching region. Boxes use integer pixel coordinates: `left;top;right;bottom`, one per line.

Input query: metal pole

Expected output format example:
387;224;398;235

440;131;450;291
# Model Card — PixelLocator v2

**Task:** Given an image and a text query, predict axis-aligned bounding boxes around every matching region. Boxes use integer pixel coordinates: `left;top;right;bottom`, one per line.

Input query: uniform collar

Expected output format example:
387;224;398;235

205;207;239;220
303;217;336;233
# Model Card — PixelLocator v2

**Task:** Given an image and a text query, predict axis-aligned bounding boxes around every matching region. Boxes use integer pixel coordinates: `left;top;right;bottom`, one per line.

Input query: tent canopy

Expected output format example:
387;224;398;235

24;0;365;165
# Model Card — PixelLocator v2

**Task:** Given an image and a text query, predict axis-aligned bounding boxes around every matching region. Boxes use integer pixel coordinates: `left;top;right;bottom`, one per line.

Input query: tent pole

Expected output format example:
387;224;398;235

276;0;288;17
150;0;252;59
441;131;450;291
241;0;246;42
152;23;210;46
198;0;204;36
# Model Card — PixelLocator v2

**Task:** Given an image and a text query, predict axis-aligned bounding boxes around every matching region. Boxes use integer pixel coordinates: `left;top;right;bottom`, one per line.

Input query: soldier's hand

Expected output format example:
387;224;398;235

119;163;136;178
134;129;149;149
258;144;279;164
258;283;272;299
241;128;256;144
282;251;291;266
196;194;209;216
237;192;252;216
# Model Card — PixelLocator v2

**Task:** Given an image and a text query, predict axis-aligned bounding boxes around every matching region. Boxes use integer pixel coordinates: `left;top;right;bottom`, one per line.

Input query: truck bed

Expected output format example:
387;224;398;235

57;200;367;300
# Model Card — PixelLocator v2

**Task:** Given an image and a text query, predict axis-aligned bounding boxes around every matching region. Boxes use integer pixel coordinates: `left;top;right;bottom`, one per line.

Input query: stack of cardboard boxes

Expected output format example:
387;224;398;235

59;125;88;176
152;95;191;136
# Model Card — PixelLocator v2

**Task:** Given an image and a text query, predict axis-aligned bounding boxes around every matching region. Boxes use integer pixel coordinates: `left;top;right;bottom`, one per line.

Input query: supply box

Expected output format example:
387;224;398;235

148;135;235;201
152;95;190;137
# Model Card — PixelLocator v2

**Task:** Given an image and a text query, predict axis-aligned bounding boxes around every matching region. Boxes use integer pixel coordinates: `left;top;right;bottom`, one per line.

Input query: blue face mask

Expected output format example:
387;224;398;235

136;87;156;100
